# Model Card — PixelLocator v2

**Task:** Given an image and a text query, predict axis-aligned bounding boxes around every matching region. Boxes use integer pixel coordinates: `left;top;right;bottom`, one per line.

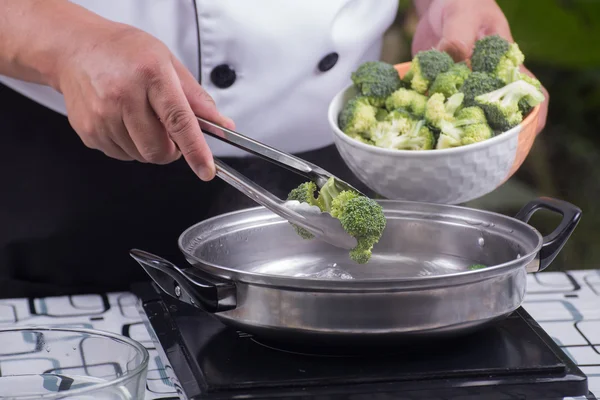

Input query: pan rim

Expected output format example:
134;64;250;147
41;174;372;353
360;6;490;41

178;200;544;290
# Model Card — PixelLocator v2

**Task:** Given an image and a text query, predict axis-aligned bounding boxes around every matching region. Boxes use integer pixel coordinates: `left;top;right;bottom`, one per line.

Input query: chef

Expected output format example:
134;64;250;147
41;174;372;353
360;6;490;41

0;0;547;298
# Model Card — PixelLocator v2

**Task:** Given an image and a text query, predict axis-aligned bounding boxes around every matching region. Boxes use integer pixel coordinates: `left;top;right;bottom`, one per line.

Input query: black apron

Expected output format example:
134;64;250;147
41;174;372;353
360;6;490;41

0;83;371;299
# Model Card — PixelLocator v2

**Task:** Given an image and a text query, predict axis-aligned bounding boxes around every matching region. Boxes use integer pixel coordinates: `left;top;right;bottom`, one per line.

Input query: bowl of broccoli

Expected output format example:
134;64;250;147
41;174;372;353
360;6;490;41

328;35;544;205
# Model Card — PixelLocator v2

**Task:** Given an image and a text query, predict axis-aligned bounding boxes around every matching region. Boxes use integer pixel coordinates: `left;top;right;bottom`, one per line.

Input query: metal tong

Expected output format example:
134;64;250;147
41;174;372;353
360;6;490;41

196;117;361;250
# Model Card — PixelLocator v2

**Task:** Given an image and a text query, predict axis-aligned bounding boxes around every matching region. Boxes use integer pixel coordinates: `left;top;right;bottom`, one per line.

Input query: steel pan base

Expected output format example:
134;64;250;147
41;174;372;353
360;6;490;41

220;313;511;356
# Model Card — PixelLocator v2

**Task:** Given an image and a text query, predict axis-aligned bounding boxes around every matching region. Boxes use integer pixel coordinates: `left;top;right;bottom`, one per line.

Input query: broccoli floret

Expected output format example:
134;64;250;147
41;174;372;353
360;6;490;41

338;96;378;136
517;74;542;117
367;109;415;146
383;120;435;150
286;182;319;239
287;177;387;264
424;92;465;132
460;123;493;146
331;191;387;264
385;108;419;122
384;88;428;116
471;35;526;85
450;62;471;79
375;108;389;121
429;62;472;98
468;263;487;270
348;132;376;145
288;181;319;206
455;106;488;124
368;108;434;150
435;106;492;149
398;120;435;150
436;123;492;149
474;80;545;132
403;49;454;94
518;98;533;116
459;72;505;107
351;61;403;107
315;177;345;212
369;119;412;148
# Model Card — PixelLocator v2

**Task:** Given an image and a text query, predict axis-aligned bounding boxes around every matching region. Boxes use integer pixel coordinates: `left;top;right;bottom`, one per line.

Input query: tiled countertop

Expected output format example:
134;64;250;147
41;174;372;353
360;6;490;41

1;269;599;399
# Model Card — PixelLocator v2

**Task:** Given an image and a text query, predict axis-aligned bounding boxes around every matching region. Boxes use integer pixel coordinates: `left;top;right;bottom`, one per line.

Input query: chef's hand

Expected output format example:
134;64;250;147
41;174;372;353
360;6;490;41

55;23;233;181
411;0;549;134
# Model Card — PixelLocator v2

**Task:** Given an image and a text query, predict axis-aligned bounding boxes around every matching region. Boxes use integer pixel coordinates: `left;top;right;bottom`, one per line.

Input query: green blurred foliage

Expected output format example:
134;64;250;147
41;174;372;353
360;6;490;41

388;0;600;271
496;0;600;69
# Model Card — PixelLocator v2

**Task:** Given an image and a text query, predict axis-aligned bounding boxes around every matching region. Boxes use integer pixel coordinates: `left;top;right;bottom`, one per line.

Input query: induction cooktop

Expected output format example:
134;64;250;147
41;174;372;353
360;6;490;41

132;281;592;400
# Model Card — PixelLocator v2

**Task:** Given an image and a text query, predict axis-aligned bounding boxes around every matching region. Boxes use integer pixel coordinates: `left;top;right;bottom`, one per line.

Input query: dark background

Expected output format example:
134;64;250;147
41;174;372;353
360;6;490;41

380;0;600;272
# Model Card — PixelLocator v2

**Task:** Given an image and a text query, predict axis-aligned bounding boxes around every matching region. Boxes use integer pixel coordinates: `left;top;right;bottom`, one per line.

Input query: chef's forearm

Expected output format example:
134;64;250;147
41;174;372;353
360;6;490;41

0;0;112;90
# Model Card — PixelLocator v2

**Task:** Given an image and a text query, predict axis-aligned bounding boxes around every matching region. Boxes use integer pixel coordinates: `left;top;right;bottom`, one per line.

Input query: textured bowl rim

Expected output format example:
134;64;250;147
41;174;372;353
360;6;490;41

0;326;150;399
328;68;540;157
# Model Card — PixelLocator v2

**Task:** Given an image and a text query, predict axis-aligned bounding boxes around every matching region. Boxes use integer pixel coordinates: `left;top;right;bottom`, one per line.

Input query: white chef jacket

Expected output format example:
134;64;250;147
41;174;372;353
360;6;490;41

0;0;399;157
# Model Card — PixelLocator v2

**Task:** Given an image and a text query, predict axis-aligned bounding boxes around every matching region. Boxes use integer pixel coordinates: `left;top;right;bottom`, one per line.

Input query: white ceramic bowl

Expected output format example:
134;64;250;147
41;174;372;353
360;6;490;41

328;62;540;205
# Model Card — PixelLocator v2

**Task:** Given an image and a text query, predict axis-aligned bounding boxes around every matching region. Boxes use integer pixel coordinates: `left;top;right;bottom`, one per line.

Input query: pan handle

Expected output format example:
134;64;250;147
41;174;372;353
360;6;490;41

514;197;582;272
129;249;236;313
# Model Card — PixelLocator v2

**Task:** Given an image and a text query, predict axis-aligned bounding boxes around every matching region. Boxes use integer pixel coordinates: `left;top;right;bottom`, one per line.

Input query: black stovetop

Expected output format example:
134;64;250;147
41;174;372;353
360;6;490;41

132;282;592;400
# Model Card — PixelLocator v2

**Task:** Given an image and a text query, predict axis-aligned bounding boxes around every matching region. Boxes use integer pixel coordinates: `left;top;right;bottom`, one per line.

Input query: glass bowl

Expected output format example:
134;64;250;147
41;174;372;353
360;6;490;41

0;327;149;400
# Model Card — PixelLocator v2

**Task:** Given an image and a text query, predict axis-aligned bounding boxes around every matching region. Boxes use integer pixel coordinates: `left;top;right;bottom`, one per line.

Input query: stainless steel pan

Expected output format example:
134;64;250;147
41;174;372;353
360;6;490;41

130;197;581;347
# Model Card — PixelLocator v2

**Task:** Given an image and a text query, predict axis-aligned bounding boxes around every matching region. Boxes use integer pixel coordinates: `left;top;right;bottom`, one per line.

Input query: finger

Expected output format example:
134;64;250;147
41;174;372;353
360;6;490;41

434;0;514;60
147;66;215;181
436;9;481;61
103;117;146;163
70;117;134;162
100;137;135;161
173;58;236;130
411;14;441;57
122;94;181;164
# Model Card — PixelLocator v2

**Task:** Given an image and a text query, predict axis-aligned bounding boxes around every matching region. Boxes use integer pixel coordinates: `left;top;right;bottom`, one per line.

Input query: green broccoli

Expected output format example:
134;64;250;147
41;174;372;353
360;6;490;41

403;49;454;94
397;120;435;150
450;62;471;79
375;119;434;150
385;108;419;122
384;88;428;117
435;106;492;149
338;96;378;136
351;61;403;107
471;34;532;85
429;62;472;98
517;74;543;116
330;190;387;264
368;113;414;148
315;177;345;212
474;80;545;132
518;98;533;117
455;106;488;124
520;73;542;89
286;181;320;239
460;123;493;146
375;108;389;121
468;263;487;270
459;71;505;107
424;92;465;132
349;132;376;145
286;177;387;264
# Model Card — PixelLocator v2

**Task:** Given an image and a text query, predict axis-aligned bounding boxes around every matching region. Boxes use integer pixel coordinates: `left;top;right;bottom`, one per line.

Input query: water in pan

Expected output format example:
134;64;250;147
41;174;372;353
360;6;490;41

244;251;477;280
